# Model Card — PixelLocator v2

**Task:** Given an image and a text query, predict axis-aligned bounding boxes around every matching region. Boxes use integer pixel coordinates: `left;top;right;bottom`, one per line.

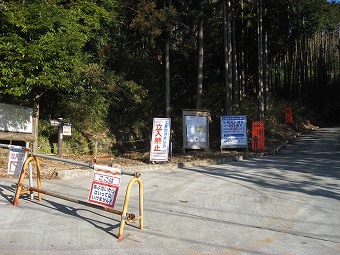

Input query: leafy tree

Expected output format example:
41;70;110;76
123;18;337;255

1;0;339;154
0;1;86;99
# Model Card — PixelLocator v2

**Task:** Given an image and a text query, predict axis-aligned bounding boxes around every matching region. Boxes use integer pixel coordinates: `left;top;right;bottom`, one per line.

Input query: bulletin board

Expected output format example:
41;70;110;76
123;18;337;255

182;110;210;152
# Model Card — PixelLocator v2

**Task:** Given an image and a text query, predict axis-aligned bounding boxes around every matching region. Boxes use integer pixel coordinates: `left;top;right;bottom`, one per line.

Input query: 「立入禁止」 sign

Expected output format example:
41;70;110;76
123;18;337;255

150;118;171;162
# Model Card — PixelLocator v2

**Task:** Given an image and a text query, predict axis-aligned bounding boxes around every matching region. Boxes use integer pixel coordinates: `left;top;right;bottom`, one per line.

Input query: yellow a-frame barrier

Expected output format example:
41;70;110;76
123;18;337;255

13;154;143;240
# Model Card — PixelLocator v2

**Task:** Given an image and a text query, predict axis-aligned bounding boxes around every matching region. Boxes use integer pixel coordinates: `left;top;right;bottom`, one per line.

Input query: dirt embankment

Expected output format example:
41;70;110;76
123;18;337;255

0;121;318;179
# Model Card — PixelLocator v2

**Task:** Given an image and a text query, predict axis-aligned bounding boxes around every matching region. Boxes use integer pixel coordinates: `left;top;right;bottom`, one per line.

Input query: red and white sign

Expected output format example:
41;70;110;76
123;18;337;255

150;118;171;162
87;165;121;208
7;147;26;175
62;125;72;136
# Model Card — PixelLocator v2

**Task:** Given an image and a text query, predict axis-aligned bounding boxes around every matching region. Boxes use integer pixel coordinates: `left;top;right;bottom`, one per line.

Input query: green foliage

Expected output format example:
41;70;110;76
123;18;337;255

0;0;119;101
1;0;339;155
37;119;94;154
107;75;149;149
0;0;87;99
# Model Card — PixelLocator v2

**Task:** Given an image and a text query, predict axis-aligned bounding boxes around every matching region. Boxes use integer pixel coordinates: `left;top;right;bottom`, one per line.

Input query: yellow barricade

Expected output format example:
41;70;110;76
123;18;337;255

13;155;143;240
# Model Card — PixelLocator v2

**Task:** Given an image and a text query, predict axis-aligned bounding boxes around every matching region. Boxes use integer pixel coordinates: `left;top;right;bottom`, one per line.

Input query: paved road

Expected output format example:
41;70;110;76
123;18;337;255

1;127;339;255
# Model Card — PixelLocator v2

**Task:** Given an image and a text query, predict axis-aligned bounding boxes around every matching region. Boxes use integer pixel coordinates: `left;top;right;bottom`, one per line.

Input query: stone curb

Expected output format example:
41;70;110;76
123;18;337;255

56;142;290;180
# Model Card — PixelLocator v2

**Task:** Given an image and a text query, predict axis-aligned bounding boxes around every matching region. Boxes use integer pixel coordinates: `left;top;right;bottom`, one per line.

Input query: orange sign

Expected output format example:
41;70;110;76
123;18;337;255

285;106;293;124
252;121;265;151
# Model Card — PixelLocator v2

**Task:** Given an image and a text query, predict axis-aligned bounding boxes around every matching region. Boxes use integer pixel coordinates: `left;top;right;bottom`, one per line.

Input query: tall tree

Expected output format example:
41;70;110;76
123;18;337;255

196;16;204;109
257;0;264;119
224;0;233;115
164;0;171;117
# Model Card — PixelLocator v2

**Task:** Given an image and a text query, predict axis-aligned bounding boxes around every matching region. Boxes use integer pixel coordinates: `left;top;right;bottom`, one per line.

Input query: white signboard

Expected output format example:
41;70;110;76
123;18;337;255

7;146;26;175
150;118;171;161
0;103;33;133
62;125;72;136
50;120;61;126
221;115;248;149
88;165;121;208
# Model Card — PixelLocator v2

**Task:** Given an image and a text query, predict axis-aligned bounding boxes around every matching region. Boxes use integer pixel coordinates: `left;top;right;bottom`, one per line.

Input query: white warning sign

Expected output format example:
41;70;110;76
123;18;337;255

7;147;26;175
87;165;121;208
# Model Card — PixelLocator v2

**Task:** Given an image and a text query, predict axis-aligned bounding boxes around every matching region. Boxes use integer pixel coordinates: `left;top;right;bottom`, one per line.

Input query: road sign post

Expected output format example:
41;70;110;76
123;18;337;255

58;119;63;156
50;118;72;156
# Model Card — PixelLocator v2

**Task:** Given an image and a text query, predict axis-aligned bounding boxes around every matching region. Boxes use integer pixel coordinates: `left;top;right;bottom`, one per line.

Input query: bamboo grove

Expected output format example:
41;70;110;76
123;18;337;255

0;0;339;153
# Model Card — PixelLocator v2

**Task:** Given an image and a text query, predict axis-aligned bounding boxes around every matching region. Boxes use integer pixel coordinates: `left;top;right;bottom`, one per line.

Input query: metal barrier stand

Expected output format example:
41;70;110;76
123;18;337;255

12;153;144;240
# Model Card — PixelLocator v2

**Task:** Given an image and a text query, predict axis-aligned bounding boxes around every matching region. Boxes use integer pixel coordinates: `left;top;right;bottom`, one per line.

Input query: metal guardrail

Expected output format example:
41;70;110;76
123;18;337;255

31;153;139;177
0;143;26;149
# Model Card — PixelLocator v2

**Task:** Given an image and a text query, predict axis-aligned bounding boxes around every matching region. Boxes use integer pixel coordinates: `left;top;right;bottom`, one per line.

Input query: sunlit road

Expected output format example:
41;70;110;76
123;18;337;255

1;127;339;254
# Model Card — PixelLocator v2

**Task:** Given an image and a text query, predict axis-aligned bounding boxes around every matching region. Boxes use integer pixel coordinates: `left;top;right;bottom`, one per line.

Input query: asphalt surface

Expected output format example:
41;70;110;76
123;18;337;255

0;127;339;255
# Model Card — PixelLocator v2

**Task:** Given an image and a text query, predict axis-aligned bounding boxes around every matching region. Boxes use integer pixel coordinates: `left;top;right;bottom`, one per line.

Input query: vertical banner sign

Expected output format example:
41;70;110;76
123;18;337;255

7;147;26;175
150;118;171;161
88;165;121;208
220;115;248;149
252;121;265;151
285;106;293;124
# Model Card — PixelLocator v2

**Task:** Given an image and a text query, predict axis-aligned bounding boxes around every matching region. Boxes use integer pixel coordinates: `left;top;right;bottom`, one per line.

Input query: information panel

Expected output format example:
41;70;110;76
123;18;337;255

62;125;72;136
0;103;33;133
186;116;207;143
220;115;248;150
182;110;210;152
87;165;121;208
150;118;171;162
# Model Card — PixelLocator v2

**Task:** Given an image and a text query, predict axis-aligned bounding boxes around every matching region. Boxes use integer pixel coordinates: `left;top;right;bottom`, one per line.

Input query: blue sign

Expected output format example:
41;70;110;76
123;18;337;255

220;115;248;149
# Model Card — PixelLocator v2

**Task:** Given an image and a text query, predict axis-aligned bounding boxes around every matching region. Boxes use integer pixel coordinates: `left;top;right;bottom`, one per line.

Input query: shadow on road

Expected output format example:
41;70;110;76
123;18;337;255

182;128;340;201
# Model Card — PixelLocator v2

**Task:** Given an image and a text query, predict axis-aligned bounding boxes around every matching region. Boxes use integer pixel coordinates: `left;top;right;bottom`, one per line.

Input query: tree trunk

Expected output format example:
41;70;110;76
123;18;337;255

32;95;41;153
196;18;204;109
257;0;264;119
232;4;239;107
240;0;245;102
164;0;171;118
224;0;232;115
264;31;269;113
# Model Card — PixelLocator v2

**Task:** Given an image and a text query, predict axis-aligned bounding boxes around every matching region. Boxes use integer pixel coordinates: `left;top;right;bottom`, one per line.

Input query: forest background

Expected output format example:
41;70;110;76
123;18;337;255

0;0;339;160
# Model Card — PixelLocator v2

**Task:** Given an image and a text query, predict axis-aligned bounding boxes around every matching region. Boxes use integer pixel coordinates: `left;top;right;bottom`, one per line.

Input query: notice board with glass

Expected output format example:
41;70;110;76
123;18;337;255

182;110;210;152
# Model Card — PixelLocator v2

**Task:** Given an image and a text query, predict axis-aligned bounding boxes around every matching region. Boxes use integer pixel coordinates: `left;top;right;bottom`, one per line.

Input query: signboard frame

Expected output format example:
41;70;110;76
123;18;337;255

0;103;33;133
220;115;248;151
0;103;35;142
182;110;210;152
